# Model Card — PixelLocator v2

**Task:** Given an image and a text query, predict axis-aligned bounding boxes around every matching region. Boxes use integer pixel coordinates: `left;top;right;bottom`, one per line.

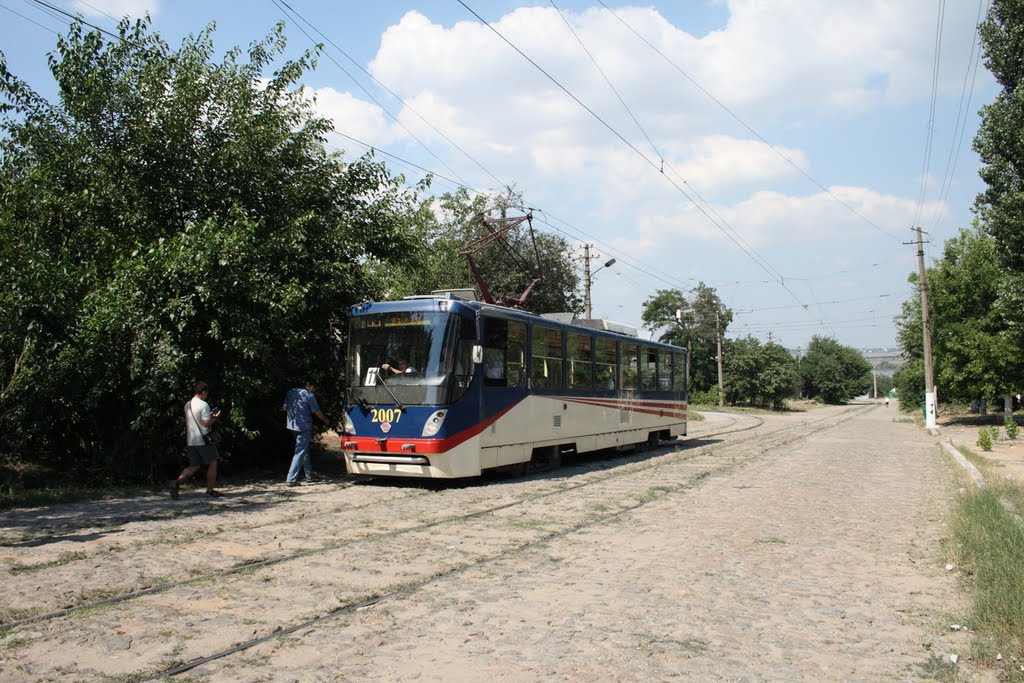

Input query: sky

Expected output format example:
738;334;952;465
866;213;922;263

0;0;999;351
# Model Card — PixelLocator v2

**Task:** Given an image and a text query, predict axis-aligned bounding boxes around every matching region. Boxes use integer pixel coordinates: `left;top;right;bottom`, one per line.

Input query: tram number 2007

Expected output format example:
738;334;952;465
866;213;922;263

371;408;402;423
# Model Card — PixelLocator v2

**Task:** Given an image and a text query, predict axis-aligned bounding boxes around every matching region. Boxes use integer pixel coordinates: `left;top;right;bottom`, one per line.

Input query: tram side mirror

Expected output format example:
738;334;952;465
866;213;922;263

472;344;484;364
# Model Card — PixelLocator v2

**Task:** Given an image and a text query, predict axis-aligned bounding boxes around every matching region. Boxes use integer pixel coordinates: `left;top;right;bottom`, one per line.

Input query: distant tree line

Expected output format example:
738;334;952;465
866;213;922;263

641;289;872;409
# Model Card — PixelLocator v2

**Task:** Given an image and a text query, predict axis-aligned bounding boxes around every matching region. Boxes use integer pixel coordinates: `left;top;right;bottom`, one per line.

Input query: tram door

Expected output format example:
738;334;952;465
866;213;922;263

479;317;529;437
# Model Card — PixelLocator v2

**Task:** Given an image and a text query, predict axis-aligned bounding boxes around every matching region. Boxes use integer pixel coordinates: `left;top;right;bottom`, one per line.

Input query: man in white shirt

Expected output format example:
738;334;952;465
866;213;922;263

172;380;222;499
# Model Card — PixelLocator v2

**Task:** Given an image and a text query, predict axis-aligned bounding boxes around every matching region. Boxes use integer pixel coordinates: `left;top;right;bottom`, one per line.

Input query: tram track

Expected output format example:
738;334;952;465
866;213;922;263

141;403;873;681
0;406;861;637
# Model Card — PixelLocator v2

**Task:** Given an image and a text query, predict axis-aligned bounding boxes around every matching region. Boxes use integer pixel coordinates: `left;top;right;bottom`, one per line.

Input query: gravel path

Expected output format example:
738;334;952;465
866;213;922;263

0;404;984;681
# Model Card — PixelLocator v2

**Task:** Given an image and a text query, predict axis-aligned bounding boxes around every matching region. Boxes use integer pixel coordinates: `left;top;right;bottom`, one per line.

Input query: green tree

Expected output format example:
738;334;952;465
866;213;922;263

894;226;1023;406
641;283;731;392
971;0;1024;396
0;19;423;481
799;336;872;404
724;336;799;410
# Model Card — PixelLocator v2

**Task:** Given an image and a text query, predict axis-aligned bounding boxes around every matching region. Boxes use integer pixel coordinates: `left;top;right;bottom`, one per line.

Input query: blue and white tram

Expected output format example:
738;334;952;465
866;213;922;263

340;294;687;478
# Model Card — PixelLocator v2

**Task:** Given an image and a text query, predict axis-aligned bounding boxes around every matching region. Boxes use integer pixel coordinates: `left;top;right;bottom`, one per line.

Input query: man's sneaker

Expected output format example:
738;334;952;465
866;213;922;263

170;481;180;500
287;481;300;487
206;489;222;498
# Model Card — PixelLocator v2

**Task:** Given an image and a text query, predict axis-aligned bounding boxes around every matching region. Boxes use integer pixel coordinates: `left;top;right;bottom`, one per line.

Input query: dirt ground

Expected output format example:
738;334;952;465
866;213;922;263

937;412;1024;483
0;402;1005;681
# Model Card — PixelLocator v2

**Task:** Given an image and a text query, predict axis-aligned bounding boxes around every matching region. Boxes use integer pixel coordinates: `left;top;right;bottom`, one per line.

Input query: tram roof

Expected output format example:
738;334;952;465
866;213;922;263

349;295;685;351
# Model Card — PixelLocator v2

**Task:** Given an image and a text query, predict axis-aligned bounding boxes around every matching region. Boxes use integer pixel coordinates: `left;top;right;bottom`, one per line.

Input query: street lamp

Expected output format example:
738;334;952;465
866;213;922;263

584;257;616;320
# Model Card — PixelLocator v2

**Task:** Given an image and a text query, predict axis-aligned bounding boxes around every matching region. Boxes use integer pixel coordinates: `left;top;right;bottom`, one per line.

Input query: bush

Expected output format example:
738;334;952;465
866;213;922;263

978;428;993;451
1006;415;1020;440
689;386;720;406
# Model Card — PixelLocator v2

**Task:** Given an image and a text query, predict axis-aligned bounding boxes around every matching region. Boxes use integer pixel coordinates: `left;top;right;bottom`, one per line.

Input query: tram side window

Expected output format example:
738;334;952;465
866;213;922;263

639;346;657;390
483;318;528;388
621;343;638;390
657;350;671;390
531;326;563;389
673;351;686;392
595;338;617;390
567;333;593;390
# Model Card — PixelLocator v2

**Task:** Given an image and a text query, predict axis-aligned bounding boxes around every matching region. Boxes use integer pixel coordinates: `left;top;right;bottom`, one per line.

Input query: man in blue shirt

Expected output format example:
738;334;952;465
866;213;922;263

283;381;329;486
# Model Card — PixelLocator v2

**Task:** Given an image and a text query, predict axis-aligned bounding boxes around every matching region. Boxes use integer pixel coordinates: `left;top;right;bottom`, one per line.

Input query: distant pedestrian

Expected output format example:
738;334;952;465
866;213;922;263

885;396;890;407
283;381;330;486
172;380;222;499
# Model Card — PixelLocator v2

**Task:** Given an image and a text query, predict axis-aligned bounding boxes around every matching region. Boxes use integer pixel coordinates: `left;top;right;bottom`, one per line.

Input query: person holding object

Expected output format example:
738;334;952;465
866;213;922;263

283;380;330;486
172;380;222;499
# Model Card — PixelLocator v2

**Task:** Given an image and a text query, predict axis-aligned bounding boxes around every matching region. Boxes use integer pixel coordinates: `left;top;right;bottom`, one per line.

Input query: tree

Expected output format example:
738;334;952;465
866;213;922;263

724;336;799;410
0;19;423;481
894;225;1022;406
641;283;731;392
799;336;872;404
970;0;1024;397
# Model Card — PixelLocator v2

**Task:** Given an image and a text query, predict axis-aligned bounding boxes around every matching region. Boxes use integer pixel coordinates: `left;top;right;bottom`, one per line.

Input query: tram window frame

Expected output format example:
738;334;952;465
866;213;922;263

657;349;671;390
531;325;564;389
672;350;686;392
639;346;657;391
595;337;617;391
621;342;638;390
482;317;528;388
567;333;594;390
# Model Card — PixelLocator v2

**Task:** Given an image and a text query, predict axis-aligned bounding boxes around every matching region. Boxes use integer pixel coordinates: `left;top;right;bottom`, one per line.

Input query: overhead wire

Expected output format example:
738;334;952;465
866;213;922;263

926;0;988;235
913;0;946;231
457;0;821;325
270;0;476;190
2;1;58;34
548;0;785;285
273;0;509;191
594;0;901;243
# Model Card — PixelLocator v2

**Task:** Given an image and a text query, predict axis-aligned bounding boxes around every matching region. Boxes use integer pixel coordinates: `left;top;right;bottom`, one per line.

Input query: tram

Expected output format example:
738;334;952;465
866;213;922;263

339;292;687;478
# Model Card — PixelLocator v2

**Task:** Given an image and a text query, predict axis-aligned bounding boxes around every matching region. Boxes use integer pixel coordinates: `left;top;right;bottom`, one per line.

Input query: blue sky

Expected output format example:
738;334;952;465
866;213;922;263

1;0;997;350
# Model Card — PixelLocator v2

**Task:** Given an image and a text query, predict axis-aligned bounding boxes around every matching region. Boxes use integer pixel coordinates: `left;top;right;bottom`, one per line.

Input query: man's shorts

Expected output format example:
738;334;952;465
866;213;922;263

187;444;219;466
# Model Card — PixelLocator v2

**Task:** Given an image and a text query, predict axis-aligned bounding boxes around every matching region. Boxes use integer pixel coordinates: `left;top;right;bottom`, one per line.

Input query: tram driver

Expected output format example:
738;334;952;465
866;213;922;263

380;358;417;376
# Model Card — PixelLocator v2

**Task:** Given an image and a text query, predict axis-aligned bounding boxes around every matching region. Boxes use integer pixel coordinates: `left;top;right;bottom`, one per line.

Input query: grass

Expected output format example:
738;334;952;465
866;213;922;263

9;550;87;574
0;481;153;511
947;445;1024;672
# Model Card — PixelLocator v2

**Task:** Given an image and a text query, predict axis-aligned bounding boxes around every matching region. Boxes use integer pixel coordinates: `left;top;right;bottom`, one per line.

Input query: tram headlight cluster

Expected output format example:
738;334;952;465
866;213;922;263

342;412;355;435
421;410;447;437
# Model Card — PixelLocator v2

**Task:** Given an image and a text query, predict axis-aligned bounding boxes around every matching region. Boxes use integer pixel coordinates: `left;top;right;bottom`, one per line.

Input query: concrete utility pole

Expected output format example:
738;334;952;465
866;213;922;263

913;227;937;429
582;244;615;321
716;308;724;408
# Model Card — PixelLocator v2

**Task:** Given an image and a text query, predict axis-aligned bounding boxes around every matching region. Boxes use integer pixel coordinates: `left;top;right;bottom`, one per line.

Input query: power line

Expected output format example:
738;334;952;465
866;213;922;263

927;0;988;234
457;0;818;319
1;1;58;34
594;0;901;243
270;0;475;190
273;0;509;192
913;0;946;230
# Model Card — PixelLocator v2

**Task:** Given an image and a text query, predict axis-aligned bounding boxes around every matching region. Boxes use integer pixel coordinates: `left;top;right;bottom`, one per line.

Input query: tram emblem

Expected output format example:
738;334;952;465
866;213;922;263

380;422;392;433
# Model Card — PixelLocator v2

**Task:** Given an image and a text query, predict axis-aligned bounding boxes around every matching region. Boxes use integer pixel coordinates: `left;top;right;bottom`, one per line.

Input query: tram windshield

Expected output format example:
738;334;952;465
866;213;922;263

347;311;473;406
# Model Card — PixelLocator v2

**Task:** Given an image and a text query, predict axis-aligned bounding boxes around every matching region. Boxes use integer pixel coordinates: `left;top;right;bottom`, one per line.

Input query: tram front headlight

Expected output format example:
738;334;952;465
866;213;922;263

421;410;447;437
342;412;355;435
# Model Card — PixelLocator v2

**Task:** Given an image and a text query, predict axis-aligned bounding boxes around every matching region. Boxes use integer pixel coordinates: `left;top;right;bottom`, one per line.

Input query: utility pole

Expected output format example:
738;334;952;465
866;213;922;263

583;243;593;320
912;226;937;429
716;307;724;408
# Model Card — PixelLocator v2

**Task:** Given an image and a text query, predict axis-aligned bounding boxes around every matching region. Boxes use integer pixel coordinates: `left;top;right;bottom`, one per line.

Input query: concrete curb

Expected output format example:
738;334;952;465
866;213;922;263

941;441;986;490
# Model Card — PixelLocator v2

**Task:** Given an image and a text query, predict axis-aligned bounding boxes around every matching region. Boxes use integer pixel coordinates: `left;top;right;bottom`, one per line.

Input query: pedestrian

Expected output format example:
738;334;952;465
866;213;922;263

283;380;330;486
172;380;223;499
885;396;890;407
